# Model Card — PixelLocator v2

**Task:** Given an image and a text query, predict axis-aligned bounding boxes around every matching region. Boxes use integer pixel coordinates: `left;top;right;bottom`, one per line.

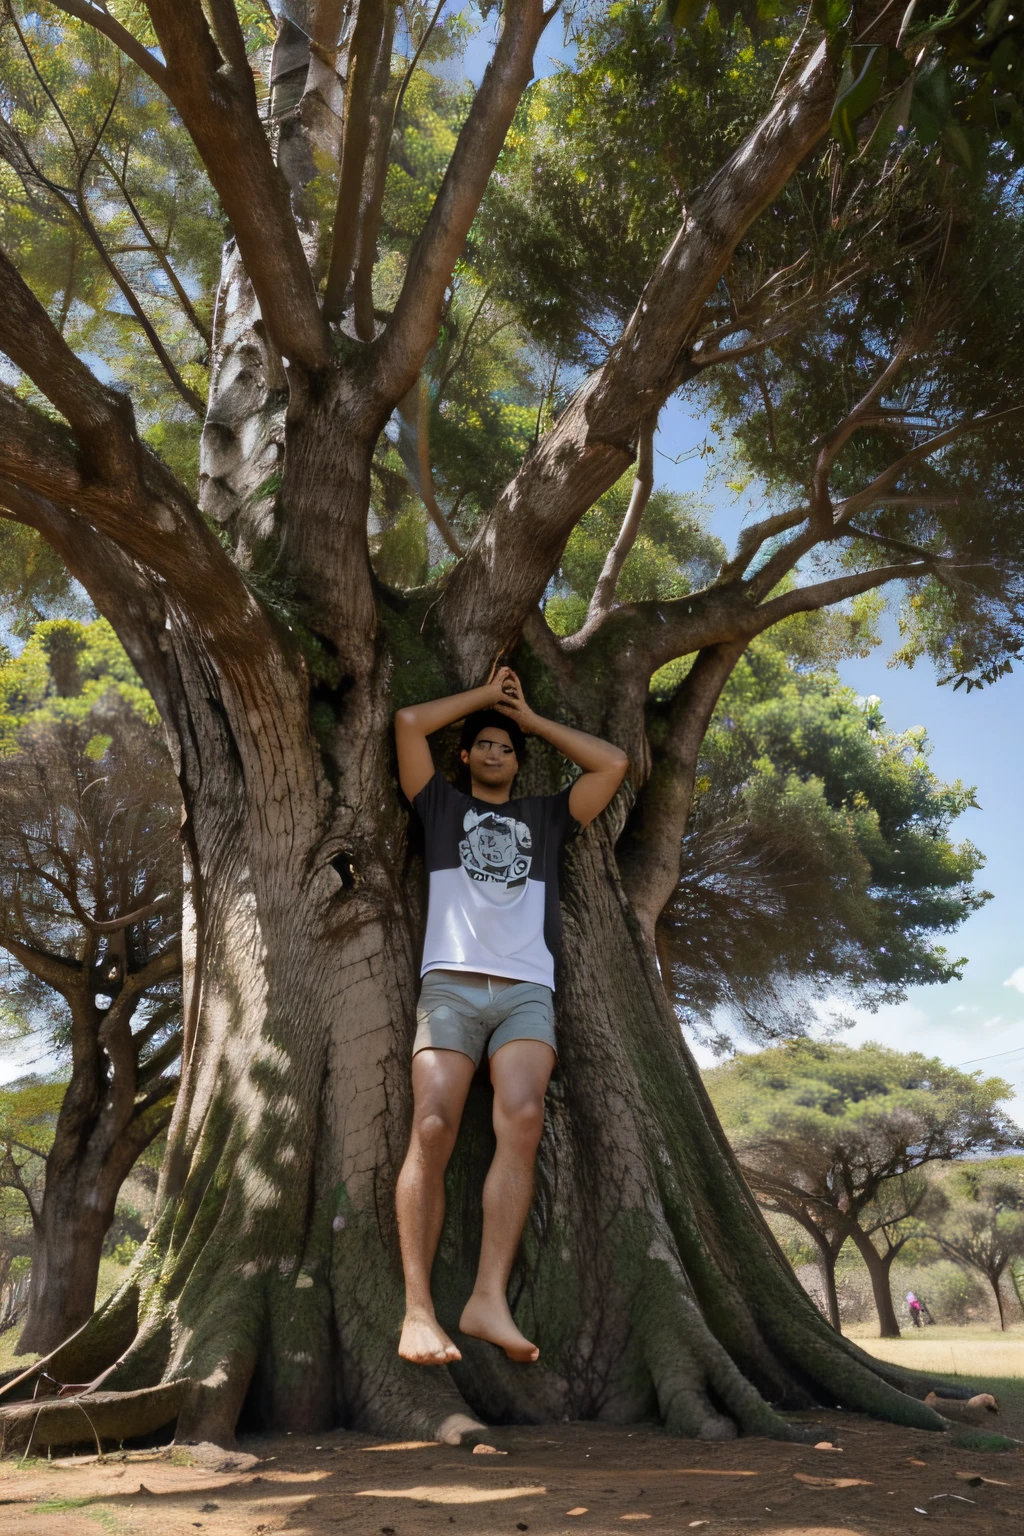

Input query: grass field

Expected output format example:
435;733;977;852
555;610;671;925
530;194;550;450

853;1326;1024;1440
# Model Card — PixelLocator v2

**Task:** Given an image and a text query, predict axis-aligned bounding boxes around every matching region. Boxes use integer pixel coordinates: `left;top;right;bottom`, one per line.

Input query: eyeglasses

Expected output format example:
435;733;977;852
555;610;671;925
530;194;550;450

473;739;515;755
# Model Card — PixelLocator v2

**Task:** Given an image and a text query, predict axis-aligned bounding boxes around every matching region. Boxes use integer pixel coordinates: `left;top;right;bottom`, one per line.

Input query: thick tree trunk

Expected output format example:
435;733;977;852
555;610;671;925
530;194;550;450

17;995;173;1356
989;1271;1006;1331
18;1203;110;1359
848;1228;901;1338
3;506;955;1444
17;665;951;1443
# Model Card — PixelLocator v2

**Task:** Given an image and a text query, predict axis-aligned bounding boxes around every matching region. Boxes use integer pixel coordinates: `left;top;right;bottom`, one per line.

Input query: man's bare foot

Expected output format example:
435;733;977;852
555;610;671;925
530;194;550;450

399;1309;462;1365
459;1292;539;1362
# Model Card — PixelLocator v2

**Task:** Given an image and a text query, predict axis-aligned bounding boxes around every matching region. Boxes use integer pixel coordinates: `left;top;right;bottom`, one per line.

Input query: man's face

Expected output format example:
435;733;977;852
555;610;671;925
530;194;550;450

461;728;518;791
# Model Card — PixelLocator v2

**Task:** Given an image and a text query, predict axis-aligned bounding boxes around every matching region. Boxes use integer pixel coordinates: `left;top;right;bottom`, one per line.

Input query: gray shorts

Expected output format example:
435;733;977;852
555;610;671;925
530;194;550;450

413;969;556;1067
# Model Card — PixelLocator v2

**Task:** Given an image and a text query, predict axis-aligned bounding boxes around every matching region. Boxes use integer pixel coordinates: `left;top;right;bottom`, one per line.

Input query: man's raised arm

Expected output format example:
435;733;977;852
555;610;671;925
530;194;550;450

494;673;629;828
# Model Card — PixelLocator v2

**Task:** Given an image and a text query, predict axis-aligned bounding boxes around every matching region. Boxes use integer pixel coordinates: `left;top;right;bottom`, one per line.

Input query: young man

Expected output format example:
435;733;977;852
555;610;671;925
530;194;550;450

394;667;628;1366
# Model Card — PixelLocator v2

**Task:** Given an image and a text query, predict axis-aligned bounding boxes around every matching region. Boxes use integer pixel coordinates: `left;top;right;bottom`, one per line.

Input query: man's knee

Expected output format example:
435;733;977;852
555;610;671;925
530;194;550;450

495;1097;545;1149
412;1109;459;1158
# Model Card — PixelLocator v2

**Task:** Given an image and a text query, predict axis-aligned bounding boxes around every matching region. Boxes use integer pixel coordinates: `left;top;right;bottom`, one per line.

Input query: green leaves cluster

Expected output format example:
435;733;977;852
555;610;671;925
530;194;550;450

544;470;725;635
661;616;989;1042
829;0;1024;170
0;2;223;478
1;616;157;755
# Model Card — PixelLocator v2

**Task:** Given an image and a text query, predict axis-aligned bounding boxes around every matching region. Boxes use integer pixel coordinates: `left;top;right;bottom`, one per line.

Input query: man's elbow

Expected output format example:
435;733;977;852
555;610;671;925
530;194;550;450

395;707;419;733
611;750;630;782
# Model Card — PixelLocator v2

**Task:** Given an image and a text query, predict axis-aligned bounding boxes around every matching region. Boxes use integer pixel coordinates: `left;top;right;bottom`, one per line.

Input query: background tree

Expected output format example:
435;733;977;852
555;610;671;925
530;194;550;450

926;1158;1024;1331
0;1075;58;1337
659;622;987;1043
0;0;1021;1450
0;618;182;1353
706;1043;1020;1335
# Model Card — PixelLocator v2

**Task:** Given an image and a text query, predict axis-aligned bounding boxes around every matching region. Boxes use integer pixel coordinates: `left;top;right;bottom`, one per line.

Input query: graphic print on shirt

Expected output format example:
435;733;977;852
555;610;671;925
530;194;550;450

458;807;532;889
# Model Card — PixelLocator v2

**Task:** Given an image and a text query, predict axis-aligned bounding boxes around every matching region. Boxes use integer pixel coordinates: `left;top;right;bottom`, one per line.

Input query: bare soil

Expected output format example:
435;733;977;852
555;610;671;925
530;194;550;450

1;1412;1020;1536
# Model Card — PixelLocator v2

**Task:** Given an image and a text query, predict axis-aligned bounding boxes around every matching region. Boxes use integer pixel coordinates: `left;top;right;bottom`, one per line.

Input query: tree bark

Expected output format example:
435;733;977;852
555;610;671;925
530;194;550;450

2;575;953;1442
848;1227;902;1339
17;987;177;1356
988;1271;1006;1331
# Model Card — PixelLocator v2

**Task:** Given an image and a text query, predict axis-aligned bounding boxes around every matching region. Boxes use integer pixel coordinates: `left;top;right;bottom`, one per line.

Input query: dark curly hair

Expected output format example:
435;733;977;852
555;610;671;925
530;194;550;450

459;709;527;765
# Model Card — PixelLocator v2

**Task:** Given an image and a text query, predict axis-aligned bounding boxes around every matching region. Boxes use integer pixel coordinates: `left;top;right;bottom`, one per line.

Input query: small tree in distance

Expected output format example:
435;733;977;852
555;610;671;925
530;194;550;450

0;619;183;1354
927;1158;1024;1331
706;1043;1021;1336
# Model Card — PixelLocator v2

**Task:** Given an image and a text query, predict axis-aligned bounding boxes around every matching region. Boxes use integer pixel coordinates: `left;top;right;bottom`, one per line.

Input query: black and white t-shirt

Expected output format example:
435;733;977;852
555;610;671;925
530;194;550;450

412;771;580;990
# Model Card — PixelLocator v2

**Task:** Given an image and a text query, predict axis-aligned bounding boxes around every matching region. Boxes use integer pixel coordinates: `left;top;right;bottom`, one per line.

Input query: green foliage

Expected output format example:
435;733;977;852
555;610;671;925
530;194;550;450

662;618;987;1042
927;1156;1024;1317
707;1042;1020;1311
0;1076;63;1235
0;2;224;476
0;617;157;754
829;2;1024;169
545;472;725;636
473;5;793;364
110;1235;141;1266
0;524;89;638
0;1077;64;1160
707;1041;1017;1160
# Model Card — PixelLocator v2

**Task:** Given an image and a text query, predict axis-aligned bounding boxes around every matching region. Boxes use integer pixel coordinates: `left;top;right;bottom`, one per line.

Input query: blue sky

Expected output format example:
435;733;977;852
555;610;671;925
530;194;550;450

655;394;1024;1115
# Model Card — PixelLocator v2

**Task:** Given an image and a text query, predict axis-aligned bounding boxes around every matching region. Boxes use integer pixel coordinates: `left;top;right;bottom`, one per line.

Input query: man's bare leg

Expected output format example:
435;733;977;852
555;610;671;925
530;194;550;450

459;1038;555;1362
397;1048;476;1364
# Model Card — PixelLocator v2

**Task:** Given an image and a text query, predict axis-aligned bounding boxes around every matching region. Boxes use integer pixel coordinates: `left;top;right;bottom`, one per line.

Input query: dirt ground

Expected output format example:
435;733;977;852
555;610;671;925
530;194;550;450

1;1410;1020;1536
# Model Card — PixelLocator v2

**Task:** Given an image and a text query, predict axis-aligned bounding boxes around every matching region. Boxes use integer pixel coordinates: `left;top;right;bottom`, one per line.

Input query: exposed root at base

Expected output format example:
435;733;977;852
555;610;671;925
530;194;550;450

0;1381;186;1454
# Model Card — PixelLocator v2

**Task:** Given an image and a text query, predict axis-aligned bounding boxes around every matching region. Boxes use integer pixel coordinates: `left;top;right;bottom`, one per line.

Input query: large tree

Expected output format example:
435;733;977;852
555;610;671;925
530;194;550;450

0;0;1022;1451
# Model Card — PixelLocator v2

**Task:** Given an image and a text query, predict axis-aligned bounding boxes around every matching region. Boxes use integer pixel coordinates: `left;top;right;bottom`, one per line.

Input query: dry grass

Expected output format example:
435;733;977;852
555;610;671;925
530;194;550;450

852;1328;1024;1443
851;1329;1024;1379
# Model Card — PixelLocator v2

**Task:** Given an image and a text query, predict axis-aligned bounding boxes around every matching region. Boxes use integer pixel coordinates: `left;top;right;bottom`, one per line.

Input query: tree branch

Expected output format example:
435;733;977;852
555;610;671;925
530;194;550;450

0;243;144;481
843;523;950;565
717;507;808;582
98;153;212;346
618;641;748;940
48;2;168;91
352;7;400;341
831;406;1024;528
756;561;931;628
204;0;253;78
372;0;547;399
414;375;463;555
0;1144;41;1225
562;417;655;652
141;0;329;369
135;1030;183;1090
437;34;843;677
0;933;83;995
323;0;389;323
392;0;448;132
807;331;920;535
72;177;205;414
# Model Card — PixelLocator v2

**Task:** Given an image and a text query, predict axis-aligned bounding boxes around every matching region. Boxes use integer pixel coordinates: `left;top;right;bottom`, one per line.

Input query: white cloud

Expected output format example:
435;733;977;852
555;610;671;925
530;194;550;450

1003;967;1024;994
